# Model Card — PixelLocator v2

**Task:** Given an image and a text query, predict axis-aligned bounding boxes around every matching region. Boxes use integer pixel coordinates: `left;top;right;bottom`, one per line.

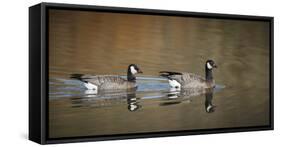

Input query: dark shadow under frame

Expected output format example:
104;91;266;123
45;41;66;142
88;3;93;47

29;2;274;144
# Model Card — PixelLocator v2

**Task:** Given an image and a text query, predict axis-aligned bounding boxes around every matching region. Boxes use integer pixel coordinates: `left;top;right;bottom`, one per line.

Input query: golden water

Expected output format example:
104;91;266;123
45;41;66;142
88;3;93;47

48;9;270;138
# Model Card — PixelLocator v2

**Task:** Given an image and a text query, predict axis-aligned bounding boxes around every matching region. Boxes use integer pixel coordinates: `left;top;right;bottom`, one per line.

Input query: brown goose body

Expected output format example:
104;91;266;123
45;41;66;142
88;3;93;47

162;72;215;89
160;60;217;89
71;74;137;90
71;64;142;91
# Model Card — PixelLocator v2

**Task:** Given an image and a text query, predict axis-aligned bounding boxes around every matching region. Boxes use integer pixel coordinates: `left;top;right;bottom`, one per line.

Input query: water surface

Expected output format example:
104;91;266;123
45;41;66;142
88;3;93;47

48;9;270;138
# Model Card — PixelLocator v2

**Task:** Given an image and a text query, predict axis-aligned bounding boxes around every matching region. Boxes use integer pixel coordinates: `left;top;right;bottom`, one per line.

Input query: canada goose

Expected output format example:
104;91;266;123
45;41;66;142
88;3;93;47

160;60;217;89
70;64;143;92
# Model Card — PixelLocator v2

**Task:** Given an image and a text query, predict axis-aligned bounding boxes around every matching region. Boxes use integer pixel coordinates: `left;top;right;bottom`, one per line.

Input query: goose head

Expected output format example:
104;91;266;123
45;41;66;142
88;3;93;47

128;64;143;75
206;60;218;70
127;64;142;82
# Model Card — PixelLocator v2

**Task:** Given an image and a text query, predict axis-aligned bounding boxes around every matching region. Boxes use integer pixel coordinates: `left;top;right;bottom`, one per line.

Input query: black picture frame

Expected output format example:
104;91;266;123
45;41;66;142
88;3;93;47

29;2;274;144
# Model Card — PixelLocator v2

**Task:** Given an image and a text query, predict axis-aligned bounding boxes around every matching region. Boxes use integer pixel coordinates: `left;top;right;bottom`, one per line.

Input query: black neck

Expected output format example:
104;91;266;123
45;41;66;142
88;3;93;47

127;69;136;82
205;66;213;82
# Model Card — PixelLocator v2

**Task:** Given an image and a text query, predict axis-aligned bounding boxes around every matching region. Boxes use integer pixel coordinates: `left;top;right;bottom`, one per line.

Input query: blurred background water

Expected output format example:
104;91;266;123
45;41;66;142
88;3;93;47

48;9;270;138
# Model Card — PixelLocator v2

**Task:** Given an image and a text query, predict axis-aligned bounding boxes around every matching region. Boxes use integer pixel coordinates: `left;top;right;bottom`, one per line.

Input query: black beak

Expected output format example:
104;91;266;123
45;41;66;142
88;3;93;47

138;69;143;73
213;64;218;68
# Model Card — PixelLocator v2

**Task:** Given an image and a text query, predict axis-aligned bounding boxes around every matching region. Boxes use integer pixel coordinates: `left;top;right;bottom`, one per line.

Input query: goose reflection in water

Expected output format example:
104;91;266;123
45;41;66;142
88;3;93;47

69;87;217;113
160;88;216;113
126;92;141;112
205;91;216;113
70;89;142;112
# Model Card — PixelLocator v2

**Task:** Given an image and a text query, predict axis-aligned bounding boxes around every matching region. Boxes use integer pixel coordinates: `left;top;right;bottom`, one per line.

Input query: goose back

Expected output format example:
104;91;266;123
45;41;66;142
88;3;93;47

72;74;137;90
176;73;210;88
161;72;215;89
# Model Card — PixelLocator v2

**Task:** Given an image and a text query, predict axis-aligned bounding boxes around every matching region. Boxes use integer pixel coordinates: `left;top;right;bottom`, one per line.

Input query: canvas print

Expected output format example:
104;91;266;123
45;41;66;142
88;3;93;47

48;9;270;138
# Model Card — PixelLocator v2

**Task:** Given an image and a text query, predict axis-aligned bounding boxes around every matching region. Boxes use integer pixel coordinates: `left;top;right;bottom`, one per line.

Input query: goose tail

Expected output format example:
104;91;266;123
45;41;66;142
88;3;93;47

159;71;182;80
70;74;89;83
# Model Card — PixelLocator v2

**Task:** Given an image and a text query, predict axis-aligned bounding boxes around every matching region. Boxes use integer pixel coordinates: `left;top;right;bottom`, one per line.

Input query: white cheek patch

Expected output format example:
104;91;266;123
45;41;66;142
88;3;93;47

168;79;181;89
130;66;138;74
207;62;212;69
